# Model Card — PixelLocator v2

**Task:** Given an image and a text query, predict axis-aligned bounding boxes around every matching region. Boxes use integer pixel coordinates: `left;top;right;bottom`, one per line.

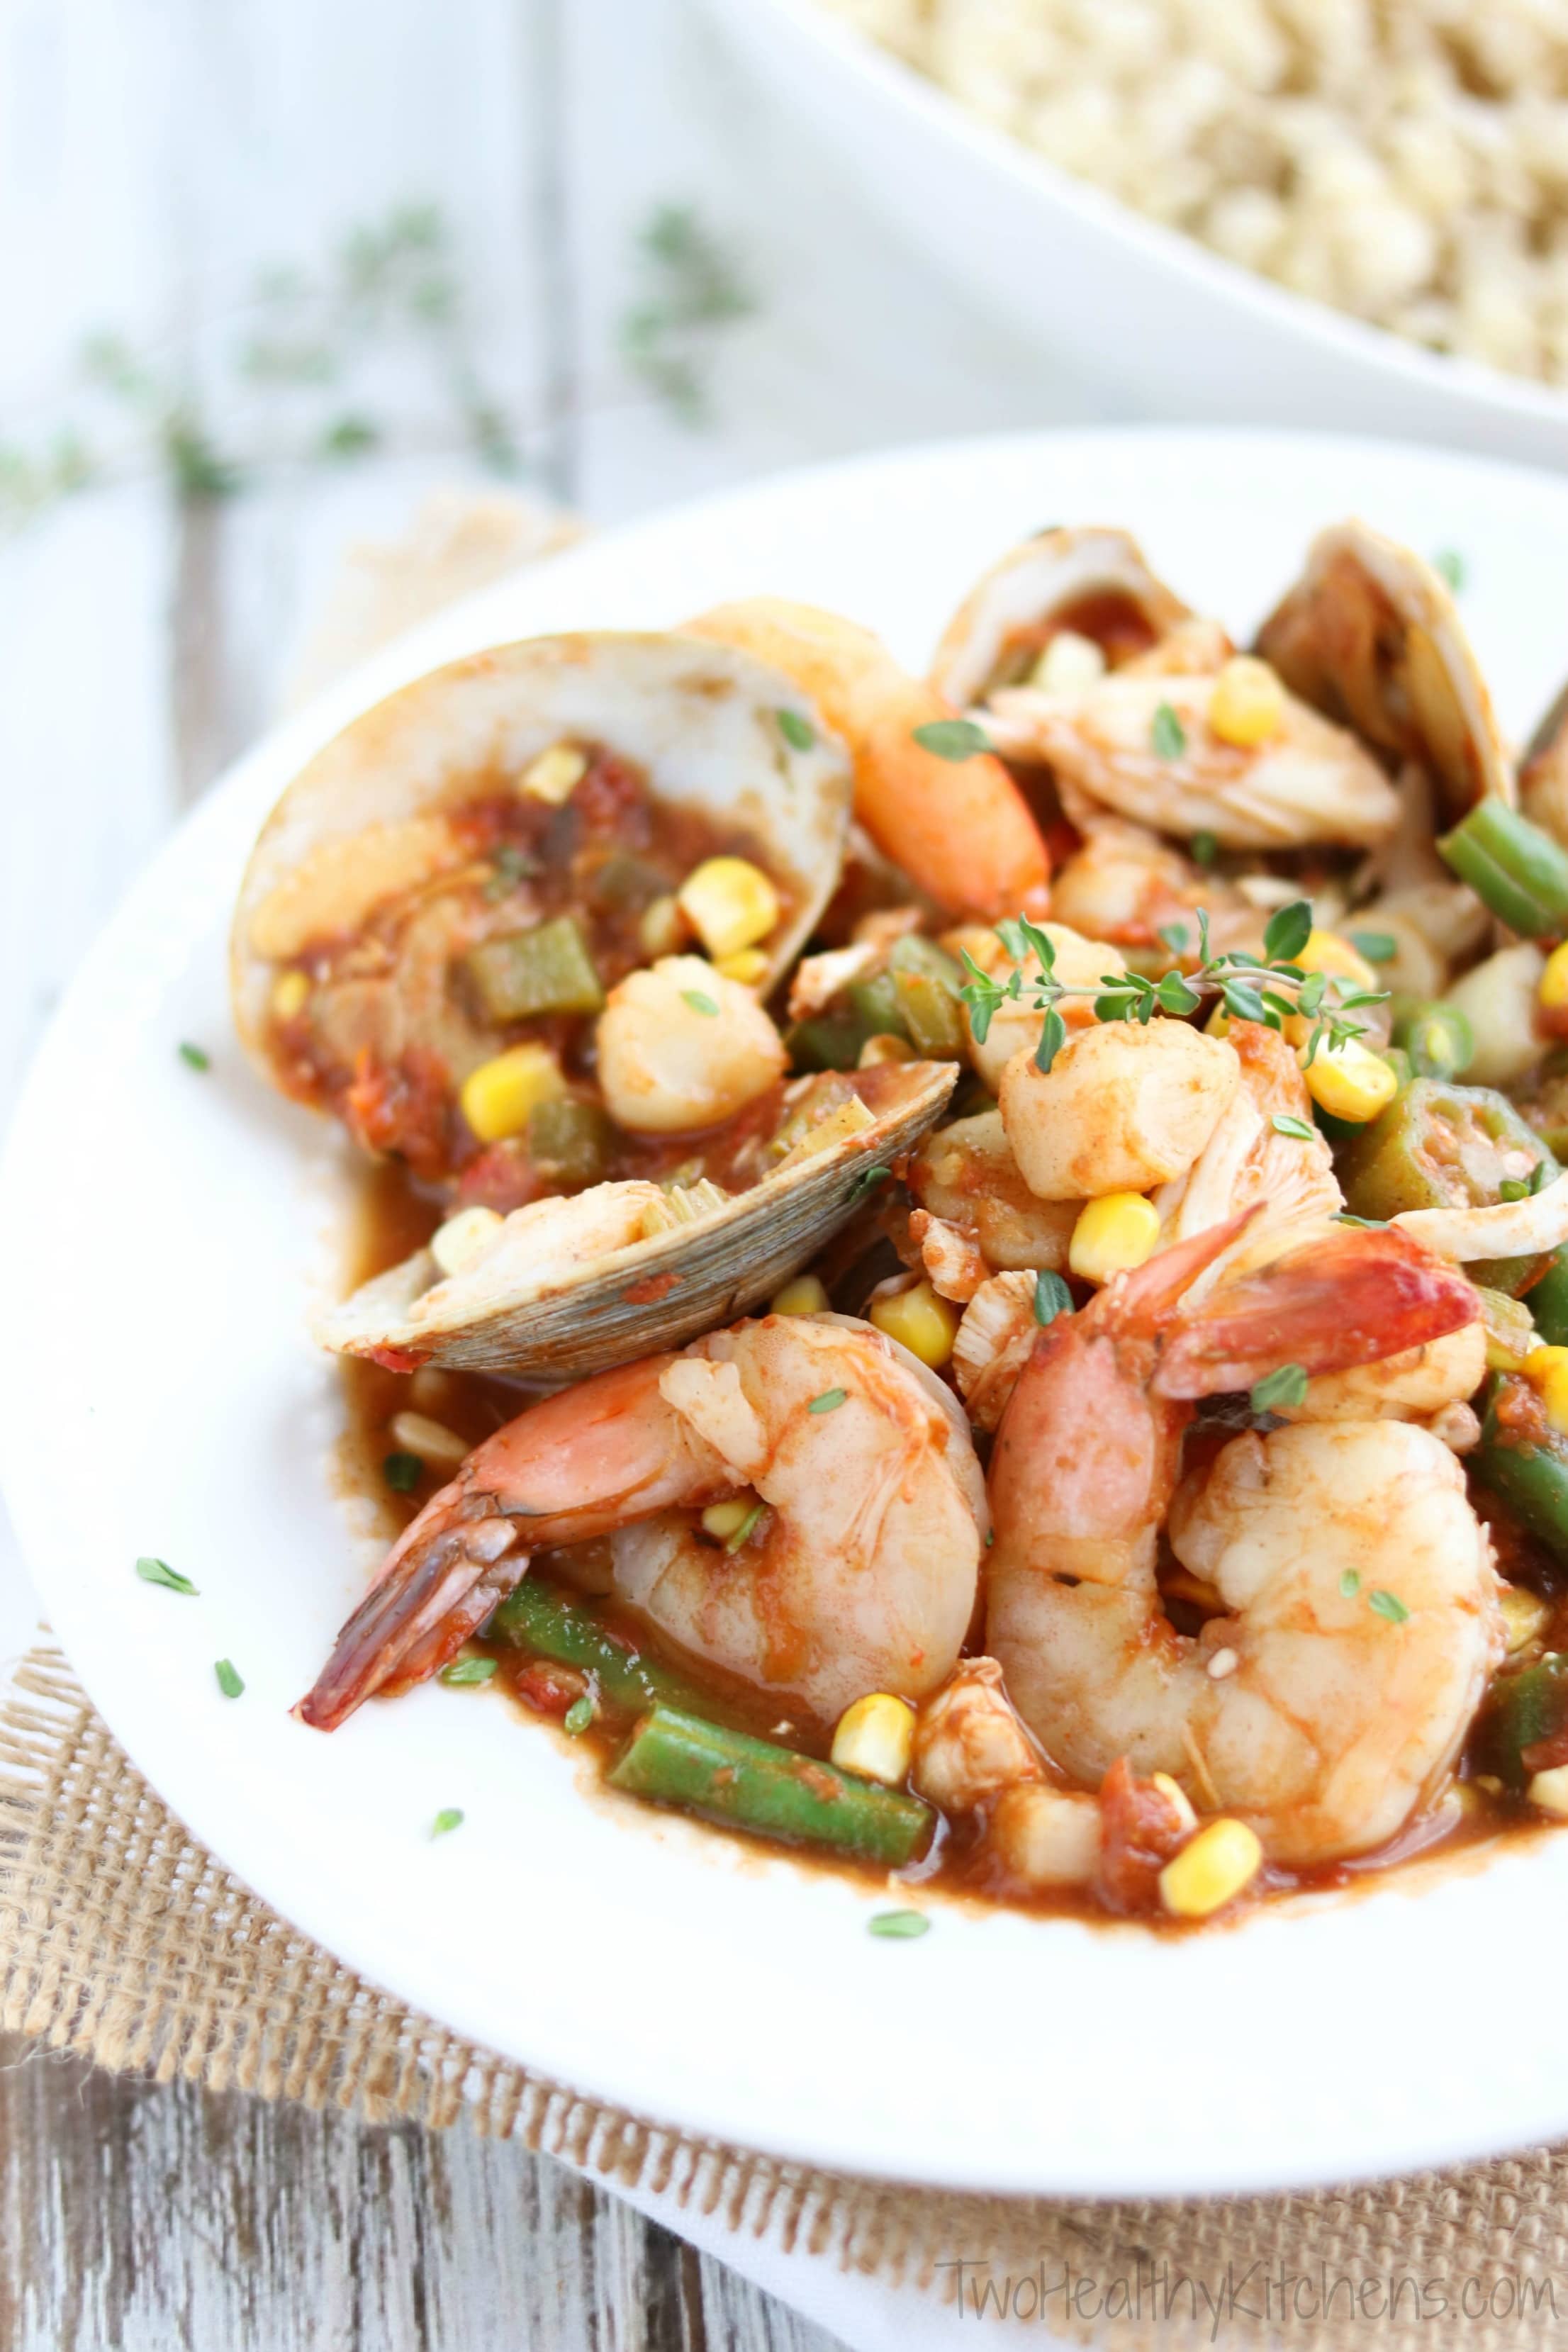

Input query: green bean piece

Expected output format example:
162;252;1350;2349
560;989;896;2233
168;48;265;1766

609;1706;933;1865
892;970;966;1057
1390;998;1474;1080
1472;1374;1568;1567
1527;1250;1568;1349
1473;1652;1568;1788
529;1096;615;1186
1438;800;1568;936
465;916;605;1022
487;1581;707;1715
785;1014;870;1073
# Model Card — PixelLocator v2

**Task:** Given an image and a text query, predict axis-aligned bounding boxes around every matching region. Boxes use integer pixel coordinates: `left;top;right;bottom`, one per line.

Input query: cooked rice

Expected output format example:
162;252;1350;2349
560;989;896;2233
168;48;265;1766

818;0;1568;386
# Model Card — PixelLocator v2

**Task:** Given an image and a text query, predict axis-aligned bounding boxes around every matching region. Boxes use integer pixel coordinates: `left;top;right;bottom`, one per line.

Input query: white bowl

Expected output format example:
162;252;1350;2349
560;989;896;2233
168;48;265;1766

698;0;1568;471
8;428;1568;2199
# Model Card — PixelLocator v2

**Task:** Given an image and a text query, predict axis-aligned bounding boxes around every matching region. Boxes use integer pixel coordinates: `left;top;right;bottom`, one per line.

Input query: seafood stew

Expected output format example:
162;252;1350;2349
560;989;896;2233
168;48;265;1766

245;539;1568;1929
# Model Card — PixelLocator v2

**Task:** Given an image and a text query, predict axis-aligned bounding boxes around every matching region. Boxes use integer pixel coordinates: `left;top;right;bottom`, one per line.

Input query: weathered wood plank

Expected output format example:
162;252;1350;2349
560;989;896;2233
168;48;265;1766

0;2029;847;2352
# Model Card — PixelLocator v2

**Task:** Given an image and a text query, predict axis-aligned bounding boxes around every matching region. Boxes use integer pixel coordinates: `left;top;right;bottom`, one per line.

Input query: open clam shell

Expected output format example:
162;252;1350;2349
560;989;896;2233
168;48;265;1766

317;1059;957;1382
929;526;1193;710
231;632;853;1064
1255;521;1513;820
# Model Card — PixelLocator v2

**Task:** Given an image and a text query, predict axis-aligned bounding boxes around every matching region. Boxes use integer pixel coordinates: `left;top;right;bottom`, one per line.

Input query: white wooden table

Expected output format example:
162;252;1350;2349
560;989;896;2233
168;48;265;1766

0;4;1118;2341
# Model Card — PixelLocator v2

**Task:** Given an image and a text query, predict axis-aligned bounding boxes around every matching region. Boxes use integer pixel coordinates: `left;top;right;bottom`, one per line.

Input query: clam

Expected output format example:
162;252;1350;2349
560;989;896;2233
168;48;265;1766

315;1060;958;1382
231;632;853;1080
928;526;1195;710
1255;521;1513;821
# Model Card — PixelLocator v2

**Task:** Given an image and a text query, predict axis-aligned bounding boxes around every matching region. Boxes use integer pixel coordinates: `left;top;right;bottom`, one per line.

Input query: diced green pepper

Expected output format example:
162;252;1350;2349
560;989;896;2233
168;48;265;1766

785;1015;869;1073
529;1096;615;1186
1472;1374;1568;1569
1438;799;1568;937
587;852;669;912
487;1580;707;1715
1390;998;1474;1080
847;973;909;1042
1473;1650;1568;1788
887;934;967;1058
465;916;604;1022
1339;1079;1558;1292
609;1705;932;1865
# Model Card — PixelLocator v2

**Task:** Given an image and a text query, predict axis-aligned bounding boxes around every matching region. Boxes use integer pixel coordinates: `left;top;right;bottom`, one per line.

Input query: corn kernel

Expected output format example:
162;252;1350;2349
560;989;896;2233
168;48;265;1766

388;1411;471;1468
1300;1034;1398;1124
715;947;770;985
1029;629;1107;694
701;1498;756;1541
858;1031;916;1068
831;1692;917;1786
1207;656;1285;749
1541;941;1568;1013
459;1043;566;1143
1295;927;1382;995
1068;1192;1160;1284
678;857;780;961
1501;1584;1552;1654
1150;1771;1199;1836
430;1204;504;1279
1525;1345;1568;1436
1528;1764;1568;1817
520;742;588;805
771;1275;830;1316
271;968;310;1021
869;1279;960;1367
639;894;688;958
1158;1817;1262;1918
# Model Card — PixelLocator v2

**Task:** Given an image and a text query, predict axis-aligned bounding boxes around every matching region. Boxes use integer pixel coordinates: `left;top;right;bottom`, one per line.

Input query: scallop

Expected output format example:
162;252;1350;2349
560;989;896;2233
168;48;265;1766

230;632;853;1070
928;526;1195;710
315;1060;957;1382
1255;520;1512;821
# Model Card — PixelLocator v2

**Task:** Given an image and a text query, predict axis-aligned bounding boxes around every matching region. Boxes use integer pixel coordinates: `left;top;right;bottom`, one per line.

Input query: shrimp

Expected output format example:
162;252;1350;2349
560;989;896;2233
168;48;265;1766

683;598;1051;919
299;1313;986;1729
1045;819;1265;960
985;670;1401;850
985;1217;1500;1865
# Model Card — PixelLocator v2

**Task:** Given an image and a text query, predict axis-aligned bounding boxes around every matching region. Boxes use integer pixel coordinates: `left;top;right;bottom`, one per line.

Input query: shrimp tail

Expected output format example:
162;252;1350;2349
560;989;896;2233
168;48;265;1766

1153;1223;1479;1399
295;1497;524;1730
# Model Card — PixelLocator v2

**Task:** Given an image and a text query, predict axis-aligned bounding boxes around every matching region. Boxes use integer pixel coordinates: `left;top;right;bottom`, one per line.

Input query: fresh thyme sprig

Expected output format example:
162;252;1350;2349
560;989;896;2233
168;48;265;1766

956;898;1387;1076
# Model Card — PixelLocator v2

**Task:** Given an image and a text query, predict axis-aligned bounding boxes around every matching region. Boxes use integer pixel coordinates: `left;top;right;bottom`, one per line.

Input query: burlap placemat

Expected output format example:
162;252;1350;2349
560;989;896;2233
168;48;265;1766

5;1641;1568;2347
7;491;1568;2348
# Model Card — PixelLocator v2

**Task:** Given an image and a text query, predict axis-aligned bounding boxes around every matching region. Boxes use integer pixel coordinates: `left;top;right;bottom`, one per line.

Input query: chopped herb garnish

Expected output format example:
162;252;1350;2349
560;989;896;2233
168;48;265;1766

177;1041;211;1071
1262;899;1313;964
214;1658;244;1698
1190;829;1219;868
1433;549;1466;593
724;1501;767;1554
1033;1269;1073;1326
1271;1112;1316;1142
912;717;992;761
808;1387;847;1414
383;1451;423;1494
1348;929;1396;964
777;707;814;751
868;1909;930;1939
440;1655;498;1687
1034;1005;1067;1075
483;844;539;900
1500;1177;1530;1202
848;1163;890;1200
1335;1211;1386;1228
682;988;719;1017
136;1555;197;1596
1158;921;1192;956
1533;1159;1555;1195
564;1696;595;1735
431;1808;464;1838
1151;701;1187;759
1250;1363;1308;1414
1369;1589;1411;1625
1340;1569;1362;1598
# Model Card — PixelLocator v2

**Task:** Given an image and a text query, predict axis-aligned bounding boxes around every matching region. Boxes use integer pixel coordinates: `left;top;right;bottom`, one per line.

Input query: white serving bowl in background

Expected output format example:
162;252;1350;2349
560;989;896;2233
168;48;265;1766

698;0;1568;471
